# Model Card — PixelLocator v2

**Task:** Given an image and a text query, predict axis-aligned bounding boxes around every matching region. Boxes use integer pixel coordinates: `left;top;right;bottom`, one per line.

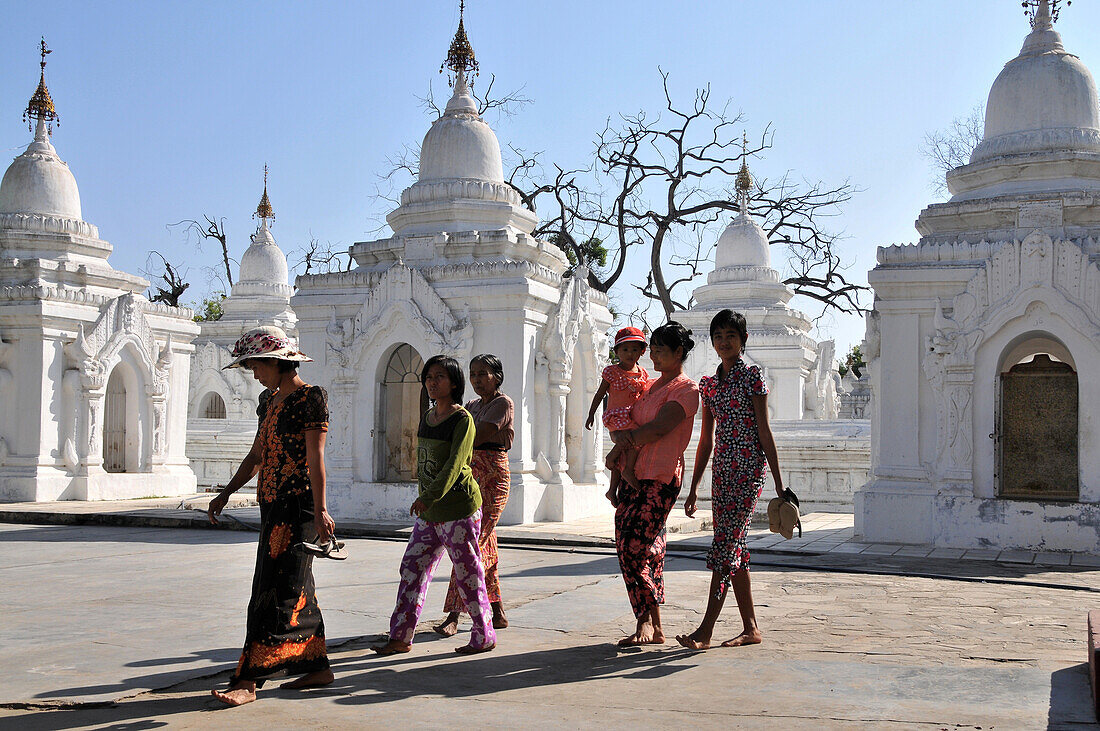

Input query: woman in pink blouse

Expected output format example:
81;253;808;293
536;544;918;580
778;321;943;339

610;322;700;646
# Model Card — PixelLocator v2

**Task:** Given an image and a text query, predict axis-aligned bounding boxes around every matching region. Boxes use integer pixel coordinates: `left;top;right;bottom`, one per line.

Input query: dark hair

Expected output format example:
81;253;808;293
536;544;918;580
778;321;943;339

243;357;299;373
422;355;465;403
709;309;748;351
470;353;505;388
649;321;695;362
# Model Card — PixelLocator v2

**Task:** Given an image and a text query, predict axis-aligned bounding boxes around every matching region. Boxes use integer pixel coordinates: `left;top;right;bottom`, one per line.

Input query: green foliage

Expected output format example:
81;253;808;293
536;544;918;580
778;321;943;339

837;344;866;377
192;294;226;322
550;233;608;270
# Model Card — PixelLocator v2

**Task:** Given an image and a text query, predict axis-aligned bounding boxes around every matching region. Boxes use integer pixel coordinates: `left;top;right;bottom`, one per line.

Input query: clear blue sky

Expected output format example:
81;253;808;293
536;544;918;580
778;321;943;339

3;1;1096;355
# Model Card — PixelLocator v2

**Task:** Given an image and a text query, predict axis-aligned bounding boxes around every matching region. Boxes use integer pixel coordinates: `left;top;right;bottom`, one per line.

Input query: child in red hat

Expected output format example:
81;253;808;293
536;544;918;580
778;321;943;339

586;326;651;504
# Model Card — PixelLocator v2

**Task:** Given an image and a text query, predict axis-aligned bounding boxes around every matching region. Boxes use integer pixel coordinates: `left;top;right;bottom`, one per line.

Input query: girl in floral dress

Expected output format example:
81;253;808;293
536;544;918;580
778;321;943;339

207;326;336;706
586;326;650;504
677;310;785;650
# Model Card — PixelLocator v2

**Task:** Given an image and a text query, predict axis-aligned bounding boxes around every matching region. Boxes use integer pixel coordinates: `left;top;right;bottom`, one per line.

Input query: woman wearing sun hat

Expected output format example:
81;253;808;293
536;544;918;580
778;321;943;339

206;326;336;706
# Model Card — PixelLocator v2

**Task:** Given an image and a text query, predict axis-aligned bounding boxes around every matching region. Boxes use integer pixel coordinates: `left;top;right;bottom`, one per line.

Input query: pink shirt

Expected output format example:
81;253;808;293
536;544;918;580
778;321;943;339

631;373;700;485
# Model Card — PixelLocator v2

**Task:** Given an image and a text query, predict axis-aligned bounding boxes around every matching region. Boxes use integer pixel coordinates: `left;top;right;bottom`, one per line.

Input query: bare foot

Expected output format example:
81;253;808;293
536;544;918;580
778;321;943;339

371;640;412;656
211;683;257;707
455;643;495;655
280;668;334;689
491;603;508;629
675;630;711;650
434;614;459;637
604;488;619;507
720;629;762;647
617;628;666;646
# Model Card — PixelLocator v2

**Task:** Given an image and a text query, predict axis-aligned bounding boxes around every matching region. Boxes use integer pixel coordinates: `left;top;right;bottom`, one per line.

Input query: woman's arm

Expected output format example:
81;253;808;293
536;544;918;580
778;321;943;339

752;393;784;496
684;405;714;517
472;421;497;447
585;379;610;430
207;432;262;524
415;413;476;512
306;429;335;541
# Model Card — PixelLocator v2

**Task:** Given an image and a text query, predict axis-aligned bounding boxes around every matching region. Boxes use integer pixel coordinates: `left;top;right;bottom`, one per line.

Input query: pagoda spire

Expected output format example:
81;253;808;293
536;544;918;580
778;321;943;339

1024;0;1068;29
253;164;274;226
440;1;479;89
735;132;753;215
23;38;59;134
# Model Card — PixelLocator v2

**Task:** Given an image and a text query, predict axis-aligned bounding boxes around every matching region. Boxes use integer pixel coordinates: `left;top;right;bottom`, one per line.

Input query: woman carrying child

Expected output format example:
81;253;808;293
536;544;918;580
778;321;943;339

677;310;785;650
372;355;496;656
587;326;650;504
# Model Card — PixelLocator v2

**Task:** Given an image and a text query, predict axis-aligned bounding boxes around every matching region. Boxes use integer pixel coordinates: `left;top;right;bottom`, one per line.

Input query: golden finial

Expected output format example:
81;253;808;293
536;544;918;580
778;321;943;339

440;1;479;88
735;132;753;214
253;164;274;224
24;38;59;133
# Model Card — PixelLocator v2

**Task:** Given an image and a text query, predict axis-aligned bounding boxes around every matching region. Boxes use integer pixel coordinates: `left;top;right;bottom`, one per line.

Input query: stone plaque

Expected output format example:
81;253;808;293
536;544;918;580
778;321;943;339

998;355;1078;501
1017;200;1063;230
403;236;436;260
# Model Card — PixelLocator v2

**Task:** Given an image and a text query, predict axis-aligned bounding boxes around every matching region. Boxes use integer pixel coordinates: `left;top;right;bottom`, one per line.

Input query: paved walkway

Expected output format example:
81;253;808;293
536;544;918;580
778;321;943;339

3;495;1099;569
0;523;1097;729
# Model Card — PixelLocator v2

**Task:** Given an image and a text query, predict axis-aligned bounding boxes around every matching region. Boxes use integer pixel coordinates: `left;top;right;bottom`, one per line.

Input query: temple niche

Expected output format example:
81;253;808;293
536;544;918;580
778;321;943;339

292;11;612;524
0;44;197;501
857;0;1100;551
677;152;869;510
185;172;296;487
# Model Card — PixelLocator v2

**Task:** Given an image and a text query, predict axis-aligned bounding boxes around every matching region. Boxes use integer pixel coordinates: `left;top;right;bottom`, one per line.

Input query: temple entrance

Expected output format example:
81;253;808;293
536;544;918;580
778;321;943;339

103;368;128;473
200;392;227;419
378;344;427;482
997;353;1079;501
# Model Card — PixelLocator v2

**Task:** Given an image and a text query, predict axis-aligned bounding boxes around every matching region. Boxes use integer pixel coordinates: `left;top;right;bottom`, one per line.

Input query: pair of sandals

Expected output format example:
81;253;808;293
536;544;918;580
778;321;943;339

294;535;348;560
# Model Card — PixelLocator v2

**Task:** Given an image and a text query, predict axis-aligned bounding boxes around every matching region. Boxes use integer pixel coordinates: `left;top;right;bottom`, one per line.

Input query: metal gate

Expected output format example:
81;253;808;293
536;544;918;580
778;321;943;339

103;369;127;473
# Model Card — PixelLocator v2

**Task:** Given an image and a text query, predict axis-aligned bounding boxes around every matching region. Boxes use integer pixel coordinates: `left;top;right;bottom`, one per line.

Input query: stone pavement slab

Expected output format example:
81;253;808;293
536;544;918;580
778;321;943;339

1;523;1098;728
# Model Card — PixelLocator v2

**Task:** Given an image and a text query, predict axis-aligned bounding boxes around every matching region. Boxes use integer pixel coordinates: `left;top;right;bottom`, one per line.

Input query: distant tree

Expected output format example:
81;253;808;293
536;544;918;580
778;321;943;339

144;252;190;308
168;215;234;289
837;344;866;378
290;236;352;277
920;104;984;198
192;294;225;322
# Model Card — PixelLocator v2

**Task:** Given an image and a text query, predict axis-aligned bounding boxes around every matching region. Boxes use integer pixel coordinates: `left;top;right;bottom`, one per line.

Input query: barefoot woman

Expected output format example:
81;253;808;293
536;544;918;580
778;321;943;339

435;354;514;637
677;310;784;650
207;327;336;705
610;322;699;646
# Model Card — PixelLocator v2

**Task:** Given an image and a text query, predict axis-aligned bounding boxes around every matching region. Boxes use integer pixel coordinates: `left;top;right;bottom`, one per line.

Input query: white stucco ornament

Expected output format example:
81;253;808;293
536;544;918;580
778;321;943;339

0;116;82;221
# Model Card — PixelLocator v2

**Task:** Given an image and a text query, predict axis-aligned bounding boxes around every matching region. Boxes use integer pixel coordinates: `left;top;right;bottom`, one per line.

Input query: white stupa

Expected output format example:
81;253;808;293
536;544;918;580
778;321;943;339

0;41;198;501
860;0;1100;551
293;5;612;524
187;169;296;487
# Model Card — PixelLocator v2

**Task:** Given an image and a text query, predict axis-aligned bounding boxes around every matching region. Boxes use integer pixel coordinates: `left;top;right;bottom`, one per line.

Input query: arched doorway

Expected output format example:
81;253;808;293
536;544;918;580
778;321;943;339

378;344;428;482
200;392;227;419
103;368;128;473
997;343;1078;501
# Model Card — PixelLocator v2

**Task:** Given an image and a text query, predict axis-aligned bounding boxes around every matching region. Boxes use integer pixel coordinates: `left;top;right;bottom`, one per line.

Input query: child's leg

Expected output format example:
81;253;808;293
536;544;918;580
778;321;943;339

605;439;624;470
606;467;622;504
388;518;447;646
621;447;641;489
441;510;496;650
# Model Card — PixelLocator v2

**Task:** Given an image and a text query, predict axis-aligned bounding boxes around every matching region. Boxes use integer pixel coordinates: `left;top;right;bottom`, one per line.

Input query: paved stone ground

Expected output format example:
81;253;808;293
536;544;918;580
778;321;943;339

1;523;1097;729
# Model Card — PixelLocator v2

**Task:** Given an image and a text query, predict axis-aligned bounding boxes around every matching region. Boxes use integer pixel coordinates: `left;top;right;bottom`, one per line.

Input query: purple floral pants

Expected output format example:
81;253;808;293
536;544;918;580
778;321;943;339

388;509;496;649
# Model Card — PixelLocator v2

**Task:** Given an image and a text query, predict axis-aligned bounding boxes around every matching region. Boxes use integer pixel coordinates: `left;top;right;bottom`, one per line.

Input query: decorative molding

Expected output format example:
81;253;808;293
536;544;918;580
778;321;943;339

400;178;521;208
0;212;98;238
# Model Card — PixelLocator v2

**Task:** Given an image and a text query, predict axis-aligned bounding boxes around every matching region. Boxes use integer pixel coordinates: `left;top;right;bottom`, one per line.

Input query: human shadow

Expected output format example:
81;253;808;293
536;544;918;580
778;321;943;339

1047;662;1096;728
328;641;695;706
34;650;240;700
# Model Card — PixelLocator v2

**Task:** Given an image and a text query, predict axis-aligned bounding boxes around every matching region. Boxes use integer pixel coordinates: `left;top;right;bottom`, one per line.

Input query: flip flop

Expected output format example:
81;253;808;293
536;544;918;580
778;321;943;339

371;643;411;657
294;536;348;560
454;643;495;655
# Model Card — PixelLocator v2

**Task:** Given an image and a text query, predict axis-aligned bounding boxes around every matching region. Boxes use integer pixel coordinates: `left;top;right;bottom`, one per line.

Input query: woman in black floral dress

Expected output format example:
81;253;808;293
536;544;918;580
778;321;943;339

677;310;785;650
207;326;336;706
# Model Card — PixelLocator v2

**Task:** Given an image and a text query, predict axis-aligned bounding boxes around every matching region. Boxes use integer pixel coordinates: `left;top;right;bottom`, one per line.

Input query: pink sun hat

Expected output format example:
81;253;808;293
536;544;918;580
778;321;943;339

223;326;313;369
614;326;647;350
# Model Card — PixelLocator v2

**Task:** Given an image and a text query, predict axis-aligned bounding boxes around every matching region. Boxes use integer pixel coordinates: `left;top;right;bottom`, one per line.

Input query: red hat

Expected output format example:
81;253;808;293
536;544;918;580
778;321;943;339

614;326;647;350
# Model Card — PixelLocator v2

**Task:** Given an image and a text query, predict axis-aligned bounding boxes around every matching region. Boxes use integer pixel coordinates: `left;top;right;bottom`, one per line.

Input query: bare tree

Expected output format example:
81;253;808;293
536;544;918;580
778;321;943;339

520;71;865;318
290;236;352;277
920;104;984;198
143;251;190;307
167;215;234;287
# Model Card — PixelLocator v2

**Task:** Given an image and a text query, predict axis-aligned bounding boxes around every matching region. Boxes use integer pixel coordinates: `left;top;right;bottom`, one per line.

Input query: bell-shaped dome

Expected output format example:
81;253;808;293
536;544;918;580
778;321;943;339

0;117;82;220
238;221;289;285
971;2;1100;164
418;73;504;183
715;214;770;269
